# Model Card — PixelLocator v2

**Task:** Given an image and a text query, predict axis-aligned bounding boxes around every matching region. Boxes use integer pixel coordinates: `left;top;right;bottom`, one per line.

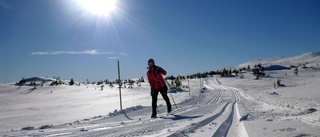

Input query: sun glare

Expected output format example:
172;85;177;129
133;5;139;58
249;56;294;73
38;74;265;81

80;0;116;15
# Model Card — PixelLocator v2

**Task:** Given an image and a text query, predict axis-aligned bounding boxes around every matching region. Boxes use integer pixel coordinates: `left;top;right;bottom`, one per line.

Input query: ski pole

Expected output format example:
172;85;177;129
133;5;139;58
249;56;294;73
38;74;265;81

166;81;179;111
169;90;179;111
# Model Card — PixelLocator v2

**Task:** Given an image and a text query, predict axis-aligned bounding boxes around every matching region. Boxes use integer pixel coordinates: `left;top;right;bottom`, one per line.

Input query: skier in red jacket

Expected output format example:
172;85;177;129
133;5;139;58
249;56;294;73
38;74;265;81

147;58;172;118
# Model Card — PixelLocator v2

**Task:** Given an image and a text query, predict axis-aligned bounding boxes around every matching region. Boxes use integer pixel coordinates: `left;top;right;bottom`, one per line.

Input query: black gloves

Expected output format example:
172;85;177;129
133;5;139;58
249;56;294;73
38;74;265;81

157;66;163;73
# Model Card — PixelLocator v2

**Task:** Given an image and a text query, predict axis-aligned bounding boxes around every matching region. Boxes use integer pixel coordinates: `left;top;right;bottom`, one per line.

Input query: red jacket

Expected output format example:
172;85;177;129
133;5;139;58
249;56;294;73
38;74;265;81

147;66;167;89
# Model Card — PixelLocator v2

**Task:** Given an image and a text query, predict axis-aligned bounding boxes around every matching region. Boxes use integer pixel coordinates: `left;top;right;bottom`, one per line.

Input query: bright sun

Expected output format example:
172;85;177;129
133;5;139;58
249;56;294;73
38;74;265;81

80;0;116;15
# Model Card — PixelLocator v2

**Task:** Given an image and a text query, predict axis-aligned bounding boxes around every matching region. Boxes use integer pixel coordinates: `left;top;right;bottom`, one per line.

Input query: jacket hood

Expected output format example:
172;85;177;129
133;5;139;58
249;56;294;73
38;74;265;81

148;58;155;66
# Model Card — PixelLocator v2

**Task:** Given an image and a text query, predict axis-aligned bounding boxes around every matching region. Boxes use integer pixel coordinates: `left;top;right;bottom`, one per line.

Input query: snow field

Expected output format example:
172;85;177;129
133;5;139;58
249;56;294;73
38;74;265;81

220;62;320;136
1;51;320;136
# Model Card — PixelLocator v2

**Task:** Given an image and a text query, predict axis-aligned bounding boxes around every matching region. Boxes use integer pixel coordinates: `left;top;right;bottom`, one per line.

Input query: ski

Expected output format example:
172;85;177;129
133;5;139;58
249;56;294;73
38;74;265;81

159;109;176;118
149;109;178;120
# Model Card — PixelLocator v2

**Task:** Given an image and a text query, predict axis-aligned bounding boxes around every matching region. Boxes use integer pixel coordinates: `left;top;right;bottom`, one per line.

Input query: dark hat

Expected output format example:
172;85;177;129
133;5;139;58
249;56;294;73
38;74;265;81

148;58;155;66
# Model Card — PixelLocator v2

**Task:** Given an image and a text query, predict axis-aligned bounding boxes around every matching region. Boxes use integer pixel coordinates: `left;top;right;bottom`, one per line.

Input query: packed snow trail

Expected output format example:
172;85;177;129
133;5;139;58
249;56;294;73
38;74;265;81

169;79;243;137
5;78;247;137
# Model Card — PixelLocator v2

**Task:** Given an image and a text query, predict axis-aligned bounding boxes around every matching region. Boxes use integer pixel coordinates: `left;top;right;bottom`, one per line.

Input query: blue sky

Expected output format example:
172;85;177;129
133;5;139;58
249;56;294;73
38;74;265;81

0;0;319;83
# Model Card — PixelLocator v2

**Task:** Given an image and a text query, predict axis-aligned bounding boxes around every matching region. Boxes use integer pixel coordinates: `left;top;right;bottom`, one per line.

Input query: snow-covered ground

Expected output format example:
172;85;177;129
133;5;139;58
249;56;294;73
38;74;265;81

0;51;320;137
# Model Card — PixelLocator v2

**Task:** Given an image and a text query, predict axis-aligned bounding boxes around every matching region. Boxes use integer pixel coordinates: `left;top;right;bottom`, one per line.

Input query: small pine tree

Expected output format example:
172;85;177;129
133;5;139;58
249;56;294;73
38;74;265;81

18;78;27;85
294;67;298;75
69;78;75;85
175;78;182;88
276;79;281;86
128;80;134;89
171;80;175;87
101;85;104;91
109;83;114;88
86;79;90;85
140;77;145;82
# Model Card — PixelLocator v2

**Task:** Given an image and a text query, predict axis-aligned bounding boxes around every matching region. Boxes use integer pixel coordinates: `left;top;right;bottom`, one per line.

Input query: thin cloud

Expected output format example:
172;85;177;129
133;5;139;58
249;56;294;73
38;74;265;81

31;50;114;55
119;52;128;56
31;50;128;58
108;57;117;59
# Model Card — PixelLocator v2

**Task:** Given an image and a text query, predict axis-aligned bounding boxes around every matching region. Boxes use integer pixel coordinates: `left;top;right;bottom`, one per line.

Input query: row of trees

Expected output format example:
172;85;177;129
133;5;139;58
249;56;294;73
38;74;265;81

17;61;309;89
164;63;283;82
81;77;145;89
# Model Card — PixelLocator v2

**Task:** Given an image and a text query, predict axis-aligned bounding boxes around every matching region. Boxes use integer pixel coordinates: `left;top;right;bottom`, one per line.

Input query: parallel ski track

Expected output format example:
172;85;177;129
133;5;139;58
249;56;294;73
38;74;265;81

36;90;225;137
79;89;225;137
168;80;242;137
21;78;243;137
211;89;240;137
168;102;232;137
73;81;226;137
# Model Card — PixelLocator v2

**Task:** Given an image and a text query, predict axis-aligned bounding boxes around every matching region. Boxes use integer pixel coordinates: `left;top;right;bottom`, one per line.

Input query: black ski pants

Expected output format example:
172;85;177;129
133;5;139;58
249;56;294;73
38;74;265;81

151;86;171;116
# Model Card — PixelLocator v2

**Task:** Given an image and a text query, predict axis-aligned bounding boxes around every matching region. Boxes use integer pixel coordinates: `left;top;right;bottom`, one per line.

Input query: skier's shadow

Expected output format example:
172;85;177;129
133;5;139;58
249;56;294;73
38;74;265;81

163;114;202;121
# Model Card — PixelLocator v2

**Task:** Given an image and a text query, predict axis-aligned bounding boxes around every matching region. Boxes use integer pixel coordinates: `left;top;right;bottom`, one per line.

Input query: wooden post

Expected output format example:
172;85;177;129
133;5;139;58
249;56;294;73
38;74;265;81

118;60;122;110
200;77;202;89
188;78;191;97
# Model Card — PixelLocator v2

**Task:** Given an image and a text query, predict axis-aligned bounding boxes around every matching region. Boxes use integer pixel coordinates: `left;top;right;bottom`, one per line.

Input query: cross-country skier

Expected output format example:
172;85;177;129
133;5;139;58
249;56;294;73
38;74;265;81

147;58;172;118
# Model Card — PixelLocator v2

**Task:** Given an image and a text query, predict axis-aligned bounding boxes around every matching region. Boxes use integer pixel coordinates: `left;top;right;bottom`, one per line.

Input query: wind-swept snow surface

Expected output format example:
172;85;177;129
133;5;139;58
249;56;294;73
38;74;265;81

0;78;247;137
1;51;320;136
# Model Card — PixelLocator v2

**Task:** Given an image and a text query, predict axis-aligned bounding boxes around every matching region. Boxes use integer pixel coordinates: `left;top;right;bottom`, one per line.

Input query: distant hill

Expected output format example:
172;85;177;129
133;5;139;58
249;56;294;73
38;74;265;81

264;65;289;71
237;51;320;68
24;77;56;82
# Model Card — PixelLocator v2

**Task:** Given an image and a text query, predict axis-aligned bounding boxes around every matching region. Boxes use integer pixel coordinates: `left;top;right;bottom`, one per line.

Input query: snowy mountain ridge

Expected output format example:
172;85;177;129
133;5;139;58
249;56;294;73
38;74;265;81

237;51;320;68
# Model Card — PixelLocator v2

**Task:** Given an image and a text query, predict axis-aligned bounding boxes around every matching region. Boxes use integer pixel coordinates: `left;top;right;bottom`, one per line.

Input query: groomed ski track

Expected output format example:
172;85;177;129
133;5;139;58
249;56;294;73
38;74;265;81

18;78;248;137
